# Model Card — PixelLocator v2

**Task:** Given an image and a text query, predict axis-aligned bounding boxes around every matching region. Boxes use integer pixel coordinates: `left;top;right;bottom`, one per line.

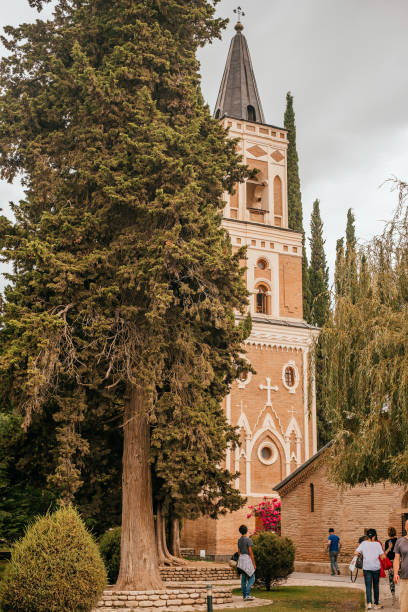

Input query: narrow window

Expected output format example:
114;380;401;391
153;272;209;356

284;366;296;388
215;109;221;119
274;176;283;216
247;105;256;122
310;483;315;513
255;284;268;314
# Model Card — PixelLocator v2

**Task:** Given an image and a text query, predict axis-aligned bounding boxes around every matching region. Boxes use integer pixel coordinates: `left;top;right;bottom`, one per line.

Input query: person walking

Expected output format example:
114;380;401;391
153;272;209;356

394;520;408;611
237;525;256;602
384;527;398;605
355;528;386;609
327;528;341;575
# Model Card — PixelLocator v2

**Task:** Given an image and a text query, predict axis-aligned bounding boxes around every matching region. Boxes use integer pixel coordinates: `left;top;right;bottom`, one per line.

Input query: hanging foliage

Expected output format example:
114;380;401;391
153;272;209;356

320;180;408;485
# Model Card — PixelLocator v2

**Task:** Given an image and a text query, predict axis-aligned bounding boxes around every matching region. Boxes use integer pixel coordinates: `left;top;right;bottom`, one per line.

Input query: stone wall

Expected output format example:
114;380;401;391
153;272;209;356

94;586;232;611
279;457;407;563
160;565;236;582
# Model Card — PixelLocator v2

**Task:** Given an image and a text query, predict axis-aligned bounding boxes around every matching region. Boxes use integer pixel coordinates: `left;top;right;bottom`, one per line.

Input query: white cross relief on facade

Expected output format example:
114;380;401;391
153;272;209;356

259;377;279;406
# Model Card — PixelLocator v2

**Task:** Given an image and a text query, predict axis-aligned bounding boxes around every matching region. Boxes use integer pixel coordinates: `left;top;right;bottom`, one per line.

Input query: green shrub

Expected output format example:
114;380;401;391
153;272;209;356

99;527;121;584
252;531;295;590
0;506;107;612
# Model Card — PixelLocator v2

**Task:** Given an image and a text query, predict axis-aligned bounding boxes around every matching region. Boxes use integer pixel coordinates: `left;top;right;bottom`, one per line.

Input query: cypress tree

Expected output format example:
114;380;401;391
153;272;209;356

334;238;345;298
0;0;250;588
345;208;358;301
308;199;330;447
284;92;311;321
308;199;330;327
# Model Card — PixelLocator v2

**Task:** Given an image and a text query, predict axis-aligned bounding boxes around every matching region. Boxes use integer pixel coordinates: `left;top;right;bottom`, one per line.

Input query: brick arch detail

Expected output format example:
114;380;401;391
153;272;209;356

249;413;290;477
251;429;286;486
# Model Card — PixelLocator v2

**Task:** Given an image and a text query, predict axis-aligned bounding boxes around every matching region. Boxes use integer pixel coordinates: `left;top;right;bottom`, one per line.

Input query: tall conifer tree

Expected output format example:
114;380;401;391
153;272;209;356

334;238;345;297
284;92;311;321
0;0;250;588
345;208;358;302
309;199;330;327
308;199;330;446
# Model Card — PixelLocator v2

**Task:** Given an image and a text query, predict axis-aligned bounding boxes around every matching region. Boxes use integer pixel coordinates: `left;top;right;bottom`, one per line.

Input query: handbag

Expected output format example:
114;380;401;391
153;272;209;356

355;553;363;569
229;551;239;569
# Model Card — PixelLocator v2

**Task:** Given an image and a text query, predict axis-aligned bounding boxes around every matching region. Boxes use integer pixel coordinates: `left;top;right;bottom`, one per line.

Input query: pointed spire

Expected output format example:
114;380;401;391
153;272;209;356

214;16;265;124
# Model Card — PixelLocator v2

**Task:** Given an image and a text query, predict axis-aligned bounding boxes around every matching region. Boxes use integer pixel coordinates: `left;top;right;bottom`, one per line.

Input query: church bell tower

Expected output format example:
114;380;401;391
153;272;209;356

181;18;318;558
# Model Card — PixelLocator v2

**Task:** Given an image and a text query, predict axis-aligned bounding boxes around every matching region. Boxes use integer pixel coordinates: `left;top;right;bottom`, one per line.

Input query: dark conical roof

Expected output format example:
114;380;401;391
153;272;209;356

214;23;265;124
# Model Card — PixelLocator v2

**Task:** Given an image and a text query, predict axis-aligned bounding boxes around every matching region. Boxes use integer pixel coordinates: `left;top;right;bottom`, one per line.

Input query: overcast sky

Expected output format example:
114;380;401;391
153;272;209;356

1;0;408;283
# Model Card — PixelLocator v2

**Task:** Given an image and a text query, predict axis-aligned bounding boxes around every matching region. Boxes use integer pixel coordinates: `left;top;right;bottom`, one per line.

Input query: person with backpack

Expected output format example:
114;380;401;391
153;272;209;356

355;528;386;610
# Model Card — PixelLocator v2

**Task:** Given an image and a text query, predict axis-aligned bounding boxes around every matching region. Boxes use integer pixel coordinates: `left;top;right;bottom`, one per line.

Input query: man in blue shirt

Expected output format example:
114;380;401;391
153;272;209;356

327;528;341;575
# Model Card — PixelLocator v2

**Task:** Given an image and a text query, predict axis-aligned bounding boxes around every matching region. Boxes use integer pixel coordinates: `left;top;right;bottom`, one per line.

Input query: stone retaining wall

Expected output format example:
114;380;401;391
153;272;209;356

94;585;232;611
160;566;236;582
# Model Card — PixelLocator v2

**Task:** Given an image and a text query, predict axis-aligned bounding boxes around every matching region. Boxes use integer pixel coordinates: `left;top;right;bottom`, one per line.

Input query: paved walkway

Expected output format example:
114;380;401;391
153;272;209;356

287;572;397;610
208;572;399;609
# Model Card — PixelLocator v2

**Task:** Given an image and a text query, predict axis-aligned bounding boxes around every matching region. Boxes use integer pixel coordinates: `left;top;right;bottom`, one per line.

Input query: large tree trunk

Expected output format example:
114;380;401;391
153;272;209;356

156;504;186;566
169;517;181;558
116;388;163;590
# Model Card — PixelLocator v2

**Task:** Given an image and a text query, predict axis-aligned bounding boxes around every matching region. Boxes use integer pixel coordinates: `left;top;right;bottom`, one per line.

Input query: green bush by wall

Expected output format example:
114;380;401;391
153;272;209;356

252;531;295;590
0;506;107;612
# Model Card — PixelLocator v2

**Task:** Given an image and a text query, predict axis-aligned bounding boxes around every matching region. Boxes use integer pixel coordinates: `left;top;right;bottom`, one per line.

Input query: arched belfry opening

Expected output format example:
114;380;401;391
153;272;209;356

247;105;256;122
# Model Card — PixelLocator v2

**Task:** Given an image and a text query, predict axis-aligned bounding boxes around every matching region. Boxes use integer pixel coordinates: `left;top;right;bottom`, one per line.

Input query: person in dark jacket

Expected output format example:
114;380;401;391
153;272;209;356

385;527;398;605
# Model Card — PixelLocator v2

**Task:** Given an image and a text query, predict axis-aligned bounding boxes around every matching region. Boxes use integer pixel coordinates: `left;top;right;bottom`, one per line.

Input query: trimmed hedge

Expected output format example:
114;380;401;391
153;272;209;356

0;506;107;612
99;527;121;584
252;531;295;590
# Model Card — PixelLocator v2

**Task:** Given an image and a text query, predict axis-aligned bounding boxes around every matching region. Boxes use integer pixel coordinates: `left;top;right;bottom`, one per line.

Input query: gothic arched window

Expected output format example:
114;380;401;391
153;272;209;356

215;109;221;119
247;105;256;122
255;284;269;314
274;176;283;216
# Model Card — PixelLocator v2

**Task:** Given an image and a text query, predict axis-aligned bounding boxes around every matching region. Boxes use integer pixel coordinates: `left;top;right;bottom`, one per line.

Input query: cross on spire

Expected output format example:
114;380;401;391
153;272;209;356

259;377;279;406
233;6;245;22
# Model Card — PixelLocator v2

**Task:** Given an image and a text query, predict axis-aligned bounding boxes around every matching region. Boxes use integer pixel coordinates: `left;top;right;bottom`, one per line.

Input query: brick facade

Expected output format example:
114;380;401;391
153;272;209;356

181;116;318;556
276;448;408;567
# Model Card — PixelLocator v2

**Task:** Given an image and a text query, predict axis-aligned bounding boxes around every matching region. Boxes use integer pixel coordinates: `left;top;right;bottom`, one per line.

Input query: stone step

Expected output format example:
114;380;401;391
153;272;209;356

93;586;233;611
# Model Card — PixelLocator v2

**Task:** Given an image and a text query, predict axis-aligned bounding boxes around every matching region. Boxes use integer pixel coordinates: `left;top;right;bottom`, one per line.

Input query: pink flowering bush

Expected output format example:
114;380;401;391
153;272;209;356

247;497;281;536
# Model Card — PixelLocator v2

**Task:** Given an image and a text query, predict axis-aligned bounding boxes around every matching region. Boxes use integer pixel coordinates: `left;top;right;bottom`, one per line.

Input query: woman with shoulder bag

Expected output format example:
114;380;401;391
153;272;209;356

355;528;386;610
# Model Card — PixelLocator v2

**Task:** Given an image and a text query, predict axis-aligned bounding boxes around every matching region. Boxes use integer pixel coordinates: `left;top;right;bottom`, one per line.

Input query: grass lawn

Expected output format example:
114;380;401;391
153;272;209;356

228;586;365;611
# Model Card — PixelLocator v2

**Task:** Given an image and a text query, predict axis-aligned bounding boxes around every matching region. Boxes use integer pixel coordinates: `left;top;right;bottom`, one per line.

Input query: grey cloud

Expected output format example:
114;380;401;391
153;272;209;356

1;0;407;285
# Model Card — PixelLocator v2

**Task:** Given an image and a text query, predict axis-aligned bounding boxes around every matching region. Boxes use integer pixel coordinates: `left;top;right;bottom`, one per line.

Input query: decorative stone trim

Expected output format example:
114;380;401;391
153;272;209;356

257;440;278;465
93;585;233;611
278;455;325;496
